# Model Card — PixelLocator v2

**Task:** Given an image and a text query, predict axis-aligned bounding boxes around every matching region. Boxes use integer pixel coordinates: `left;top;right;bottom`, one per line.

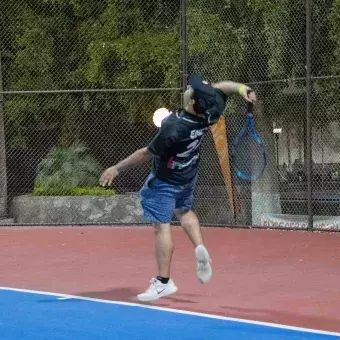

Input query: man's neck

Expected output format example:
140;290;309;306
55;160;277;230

184;107;205;119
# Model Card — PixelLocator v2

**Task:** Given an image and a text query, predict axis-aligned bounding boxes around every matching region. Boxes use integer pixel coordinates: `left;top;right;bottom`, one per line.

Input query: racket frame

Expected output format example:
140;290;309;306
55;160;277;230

231;101;267;181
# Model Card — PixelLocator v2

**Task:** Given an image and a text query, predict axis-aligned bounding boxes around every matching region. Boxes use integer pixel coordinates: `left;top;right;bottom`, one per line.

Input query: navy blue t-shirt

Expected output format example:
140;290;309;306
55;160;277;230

147;86;227;185
147;110;211;185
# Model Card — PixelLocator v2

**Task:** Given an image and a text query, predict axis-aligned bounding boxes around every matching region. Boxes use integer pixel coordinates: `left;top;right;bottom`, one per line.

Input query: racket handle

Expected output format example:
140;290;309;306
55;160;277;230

247;101;253;113
246;89;254;113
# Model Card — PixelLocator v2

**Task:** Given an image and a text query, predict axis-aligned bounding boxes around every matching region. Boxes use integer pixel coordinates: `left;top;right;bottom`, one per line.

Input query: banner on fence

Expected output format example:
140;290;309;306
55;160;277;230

211;116;237;215
261;214;340;231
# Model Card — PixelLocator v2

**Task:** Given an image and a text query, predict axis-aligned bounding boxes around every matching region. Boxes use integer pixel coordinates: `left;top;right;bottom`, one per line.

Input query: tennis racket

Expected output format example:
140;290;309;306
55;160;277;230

231;99;266;181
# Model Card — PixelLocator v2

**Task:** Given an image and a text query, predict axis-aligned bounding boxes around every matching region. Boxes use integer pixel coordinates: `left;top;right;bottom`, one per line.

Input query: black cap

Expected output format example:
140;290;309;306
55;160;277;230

189;74;215;96
188;74;225;125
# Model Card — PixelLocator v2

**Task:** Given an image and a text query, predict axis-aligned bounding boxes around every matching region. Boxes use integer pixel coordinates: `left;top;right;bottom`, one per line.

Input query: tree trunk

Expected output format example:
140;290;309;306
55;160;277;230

251;99;281;226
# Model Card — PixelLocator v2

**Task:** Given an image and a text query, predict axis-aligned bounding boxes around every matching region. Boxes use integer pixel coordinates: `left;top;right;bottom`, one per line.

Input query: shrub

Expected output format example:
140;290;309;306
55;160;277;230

33;185;115;196
34;143;115;196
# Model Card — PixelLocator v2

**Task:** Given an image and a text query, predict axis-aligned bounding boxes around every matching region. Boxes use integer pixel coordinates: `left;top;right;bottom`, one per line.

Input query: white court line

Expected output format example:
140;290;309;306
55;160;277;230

0;286;339;337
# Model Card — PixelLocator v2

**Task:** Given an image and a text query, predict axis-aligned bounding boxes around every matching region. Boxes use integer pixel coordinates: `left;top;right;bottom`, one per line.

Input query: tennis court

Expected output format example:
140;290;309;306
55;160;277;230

1;226;340;339
2;0;340;339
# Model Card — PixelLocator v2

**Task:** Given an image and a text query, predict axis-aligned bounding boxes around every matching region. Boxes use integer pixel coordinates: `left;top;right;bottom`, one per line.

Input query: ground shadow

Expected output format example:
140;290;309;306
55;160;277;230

73;287;198;305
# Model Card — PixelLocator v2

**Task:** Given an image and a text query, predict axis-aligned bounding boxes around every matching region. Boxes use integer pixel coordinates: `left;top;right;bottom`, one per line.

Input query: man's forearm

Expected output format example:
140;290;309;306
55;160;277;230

212;81;249;95
115;147;152;174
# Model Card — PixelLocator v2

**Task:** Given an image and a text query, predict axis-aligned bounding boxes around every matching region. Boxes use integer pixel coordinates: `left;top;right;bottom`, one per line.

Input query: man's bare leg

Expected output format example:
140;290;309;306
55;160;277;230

154;222;174;278
137;222;178;301
175;209;212;284
175;209;203;247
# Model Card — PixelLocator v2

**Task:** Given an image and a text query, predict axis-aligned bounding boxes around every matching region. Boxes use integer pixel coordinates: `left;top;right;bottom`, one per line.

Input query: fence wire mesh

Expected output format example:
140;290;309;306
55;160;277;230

0;0;340;230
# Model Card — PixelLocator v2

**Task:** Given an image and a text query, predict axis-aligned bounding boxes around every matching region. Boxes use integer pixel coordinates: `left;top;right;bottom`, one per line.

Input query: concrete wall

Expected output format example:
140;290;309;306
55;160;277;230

12;194;144;225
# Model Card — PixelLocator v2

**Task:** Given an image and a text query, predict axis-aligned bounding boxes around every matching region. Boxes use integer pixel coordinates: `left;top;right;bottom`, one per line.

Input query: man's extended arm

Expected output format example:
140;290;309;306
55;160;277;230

115;147;152;173
99;147;152;186
212;81;256;102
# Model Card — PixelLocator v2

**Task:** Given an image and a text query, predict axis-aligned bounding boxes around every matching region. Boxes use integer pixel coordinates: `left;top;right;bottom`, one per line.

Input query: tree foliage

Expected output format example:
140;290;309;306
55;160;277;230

1;0;339;148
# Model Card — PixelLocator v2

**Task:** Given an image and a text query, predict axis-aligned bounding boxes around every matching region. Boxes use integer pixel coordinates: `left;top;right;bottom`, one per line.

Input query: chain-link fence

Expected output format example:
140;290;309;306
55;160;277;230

0;0;339;230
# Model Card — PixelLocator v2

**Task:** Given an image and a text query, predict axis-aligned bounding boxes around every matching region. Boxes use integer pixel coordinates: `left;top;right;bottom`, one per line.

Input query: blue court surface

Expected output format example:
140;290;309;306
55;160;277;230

1;287;339;340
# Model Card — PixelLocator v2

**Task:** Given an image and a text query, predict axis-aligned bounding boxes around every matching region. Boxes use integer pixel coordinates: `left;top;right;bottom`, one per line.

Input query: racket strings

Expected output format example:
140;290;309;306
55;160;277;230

232;128;265;180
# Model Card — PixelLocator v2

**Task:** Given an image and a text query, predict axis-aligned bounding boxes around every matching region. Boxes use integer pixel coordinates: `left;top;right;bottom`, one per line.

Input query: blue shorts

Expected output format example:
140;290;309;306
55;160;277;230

139;173;197;223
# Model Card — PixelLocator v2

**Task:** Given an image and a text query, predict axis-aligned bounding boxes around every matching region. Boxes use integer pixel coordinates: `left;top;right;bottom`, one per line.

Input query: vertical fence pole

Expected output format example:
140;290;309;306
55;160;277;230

306;0;313;230
0;52;8;217
180;0;188;105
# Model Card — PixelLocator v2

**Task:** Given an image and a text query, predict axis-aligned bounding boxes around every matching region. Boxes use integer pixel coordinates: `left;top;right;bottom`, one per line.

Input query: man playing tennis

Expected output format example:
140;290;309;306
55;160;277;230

99;74;256;301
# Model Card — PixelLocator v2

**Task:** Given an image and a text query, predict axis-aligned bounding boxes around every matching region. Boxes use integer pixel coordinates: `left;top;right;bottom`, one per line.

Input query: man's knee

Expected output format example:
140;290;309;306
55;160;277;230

175;208;188;218
175;209;198;223
153;222;171;233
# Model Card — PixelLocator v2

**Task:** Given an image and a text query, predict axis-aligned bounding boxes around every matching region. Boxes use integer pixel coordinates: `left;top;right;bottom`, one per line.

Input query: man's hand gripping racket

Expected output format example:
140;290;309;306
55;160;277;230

239;86;257;103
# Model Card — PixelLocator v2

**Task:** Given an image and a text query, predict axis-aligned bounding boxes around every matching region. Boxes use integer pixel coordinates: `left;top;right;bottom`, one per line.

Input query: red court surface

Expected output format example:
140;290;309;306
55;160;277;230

0;226;340;332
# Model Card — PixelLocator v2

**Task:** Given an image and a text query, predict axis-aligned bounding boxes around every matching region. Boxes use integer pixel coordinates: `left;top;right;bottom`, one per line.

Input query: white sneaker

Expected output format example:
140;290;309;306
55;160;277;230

195;245;212;284
137;278;178;302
